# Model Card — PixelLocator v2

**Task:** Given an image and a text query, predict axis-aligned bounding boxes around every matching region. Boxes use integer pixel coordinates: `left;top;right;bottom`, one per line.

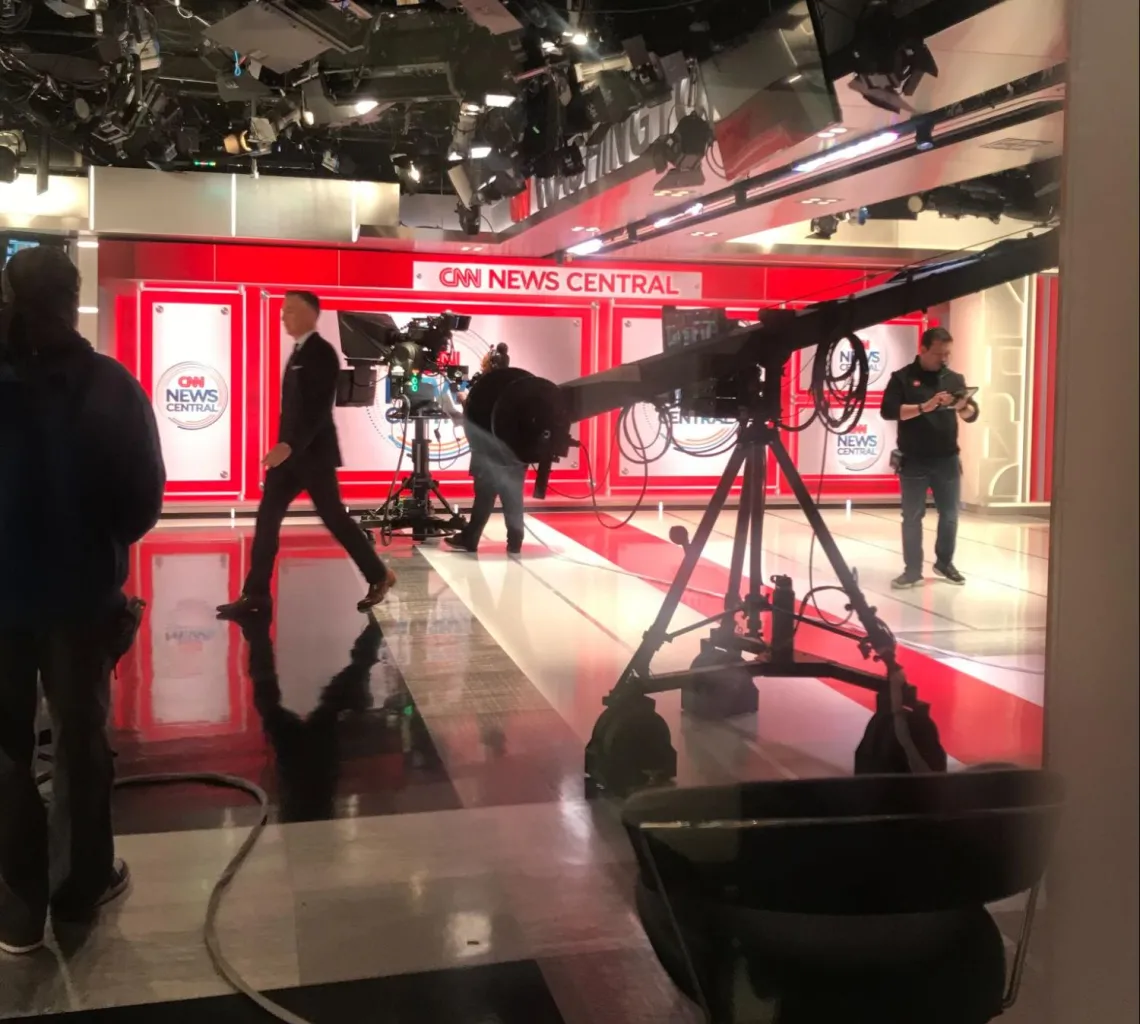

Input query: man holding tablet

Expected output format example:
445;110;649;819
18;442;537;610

881;326;979;589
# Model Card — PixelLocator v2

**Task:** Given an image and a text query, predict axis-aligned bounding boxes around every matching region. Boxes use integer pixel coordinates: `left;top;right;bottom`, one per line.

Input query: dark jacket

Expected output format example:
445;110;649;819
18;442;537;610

464;369;524;479
881;359;976;459
0;323;165;627
278;332;342;470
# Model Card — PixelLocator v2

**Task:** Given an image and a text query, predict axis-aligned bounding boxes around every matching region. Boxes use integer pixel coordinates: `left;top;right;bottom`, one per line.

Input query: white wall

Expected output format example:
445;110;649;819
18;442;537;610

948;277;1035;507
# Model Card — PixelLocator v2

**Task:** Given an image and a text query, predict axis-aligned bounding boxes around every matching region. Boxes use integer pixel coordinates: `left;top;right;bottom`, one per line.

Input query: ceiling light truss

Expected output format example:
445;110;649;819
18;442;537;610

554;69;1066;260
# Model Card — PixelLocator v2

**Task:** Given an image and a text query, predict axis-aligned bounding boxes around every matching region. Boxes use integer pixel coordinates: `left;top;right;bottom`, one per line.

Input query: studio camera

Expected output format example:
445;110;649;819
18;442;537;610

335;310;472;412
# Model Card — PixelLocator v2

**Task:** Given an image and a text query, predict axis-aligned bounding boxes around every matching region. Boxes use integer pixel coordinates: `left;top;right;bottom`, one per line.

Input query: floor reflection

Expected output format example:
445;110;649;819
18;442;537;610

108;532;461;834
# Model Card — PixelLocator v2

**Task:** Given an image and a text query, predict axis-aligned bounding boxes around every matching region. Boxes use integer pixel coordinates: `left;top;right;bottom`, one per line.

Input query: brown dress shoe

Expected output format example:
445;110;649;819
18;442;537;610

358;570;397;611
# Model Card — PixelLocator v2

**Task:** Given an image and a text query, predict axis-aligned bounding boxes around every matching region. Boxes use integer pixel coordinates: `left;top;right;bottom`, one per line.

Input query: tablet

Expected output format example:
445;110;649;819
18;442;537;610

954;386;979;401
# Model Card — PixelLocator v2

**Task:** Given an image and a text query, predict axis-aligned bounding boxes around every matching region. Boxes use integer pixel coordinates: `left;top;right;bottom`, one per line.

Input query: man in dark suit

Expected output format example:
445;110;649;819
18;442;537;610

217;291;394;619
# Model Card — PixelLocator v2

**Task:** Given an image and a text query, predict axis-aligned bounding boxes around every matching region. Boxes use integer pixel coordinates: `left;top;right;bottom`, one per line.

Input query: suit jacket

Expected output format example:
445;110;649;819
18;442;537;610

279;332;342;470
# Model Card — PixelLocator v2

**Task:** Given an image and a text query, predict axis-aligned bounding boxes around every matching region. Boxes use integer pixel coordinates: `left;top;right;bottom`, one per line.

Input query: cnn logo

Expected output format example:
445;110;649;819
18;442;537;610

439;267;481;288
179;375;206;388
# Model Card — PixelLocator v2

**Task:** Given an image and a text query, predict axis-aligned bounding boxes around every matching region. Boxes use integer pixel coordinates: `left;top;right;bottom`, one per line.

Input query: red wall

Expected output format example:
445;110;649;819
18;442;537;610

100;239;920;507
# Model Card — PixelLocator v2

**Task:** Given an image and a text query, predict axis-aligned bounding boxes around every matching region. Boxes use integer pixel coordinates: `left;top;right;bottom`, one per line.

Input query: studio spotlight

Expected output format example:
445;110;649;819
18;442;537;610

808;214;841;240
484;93;515;108
0;131;23;184
652;112;713;192
456;200;482;236
848;1;939;114
915;122;934;151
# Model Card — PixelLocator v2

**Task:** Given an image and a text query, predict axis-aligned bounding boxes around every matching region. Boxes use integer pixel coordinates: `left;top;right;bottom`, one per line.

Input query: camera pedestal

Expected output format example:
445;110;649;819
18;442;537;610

359;415;467;543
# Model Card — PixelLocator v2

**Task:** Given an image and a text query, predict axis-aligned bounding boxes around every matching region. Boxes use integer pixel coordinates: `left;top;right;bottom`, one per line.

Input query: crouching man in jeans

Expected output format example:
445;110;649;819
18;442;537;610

881;327;979;590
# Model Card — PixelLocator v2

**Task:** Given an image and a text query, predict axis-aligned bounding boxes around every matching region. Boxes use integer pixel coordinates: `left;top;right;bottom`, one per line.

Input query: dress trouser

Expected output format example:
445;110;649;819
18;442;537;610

245;461;388;597
898;454;962;575
0;617;115;932
464;462;526;549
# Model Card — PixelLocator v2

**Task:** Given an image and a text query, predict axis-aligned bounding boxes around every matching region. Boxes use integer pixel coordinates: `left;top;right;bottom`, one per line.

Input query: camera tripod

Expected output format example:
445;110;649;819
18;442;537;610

359;412;467;543
584;377;937;797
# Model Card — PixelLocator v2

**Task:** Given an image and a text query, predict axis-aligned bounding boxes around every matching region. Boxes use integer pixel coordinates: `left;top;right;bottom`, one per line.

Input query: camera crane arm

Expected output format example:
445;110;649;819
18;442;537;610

465;229;1061;796
554;229;1060;426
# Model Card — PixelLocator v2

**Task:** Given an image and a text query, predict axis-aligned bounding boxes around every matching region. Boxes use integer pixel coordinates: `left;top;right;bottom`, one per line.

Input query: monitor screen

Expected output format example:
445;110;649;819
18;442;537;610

1;234;67;270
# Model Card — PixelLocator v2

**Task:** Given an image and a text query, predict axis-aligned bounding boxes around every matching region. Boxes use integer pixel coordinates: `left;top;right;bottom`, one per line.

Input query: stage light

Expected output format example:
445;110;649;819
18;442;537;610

470;145;492;159
809;214;841;240
408;164;421;182
456;200;482;236
461;101;483;115
653;112;713;192
354;99;379;116
915;123;934;151
567;237;604;256
302;109;315;126
792;131;899;174
484;93;515;108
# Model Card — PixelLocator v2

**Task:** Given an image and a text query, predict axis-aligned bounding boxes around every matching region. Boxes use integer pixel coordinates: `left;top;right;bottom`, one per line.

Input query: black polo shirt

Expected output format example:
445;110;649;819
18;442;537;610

881;359;975;459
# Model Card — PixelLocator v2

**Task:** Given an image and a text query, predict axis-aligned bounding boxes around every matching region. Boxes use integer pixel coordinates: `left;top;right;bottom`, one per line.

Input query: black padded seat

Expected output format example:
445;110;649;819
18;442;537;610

621;769;1062;1023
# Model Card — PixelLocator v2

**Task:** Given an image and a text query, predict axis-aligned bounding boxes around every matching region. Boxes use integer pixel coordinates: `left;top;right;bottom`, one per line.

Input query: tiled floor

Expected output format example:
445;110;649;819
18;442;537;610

1;506;1050;1022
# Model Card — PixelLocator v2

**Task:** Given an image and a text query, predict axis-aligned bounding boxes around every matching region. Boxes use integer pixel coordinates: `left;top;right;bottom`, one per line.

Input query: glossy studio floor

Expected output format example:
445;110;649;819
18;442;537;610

0;505;1050;1023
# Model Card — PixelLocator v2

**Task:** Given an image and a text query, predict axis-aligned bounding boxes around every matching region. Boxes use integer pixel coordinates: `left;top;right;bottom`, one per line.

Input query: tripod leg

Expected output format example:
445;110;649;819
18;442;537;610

724;456;752;616
745;446;768;637
429;483;463;521
621;443;747;682
768;435;895;660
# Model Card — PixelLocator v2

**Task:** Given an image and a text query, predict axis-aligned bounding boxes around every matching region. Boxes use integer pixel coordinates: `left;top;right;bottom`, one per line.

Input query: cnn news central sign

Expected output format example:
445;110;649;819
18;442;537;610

150;302;234;484
413;262;702;301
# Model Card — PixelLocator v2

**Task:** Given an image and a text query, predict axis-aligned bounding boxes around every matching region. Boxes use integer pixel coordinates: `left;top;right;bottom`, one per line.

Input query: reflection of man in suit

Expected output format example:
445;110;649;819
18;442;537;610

242;616;382;823
218;291;394;619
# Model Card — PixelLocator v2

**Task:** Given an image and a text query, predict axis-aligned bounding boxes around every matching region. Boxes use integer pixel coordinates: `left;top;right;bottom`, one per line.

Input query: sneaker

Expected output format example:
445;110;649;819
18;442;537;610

216;594;272;621
891;571;924;590
933;562;966;585
357;570;397;612
52;859;131;924
444;534;478;554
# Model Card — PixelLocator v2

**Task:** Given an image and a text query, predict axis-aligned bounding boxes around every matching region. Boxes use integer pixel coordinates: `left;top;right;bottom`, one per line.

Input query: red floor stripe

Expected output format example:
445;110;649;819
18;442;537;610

533;512;1043;767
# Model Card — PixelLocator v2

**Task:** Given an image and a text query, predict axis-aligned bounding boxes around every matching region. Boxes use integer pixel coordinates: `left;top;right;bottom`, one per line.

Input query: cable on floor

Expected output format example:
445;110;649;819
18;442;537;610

36;764;317;1024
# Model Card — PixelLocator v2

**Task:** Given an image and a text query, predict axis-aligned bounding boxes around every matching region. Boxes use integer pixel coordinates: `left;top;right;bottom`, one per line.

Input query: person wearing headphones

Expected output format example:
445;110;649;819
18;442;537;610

445;343;526;555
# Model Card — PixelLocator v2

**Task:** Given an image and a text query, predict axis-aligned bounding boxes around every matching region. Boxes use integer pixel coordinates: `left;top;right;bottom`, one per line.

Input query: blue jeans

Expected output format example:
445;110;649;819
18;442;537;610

899;454;961;575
